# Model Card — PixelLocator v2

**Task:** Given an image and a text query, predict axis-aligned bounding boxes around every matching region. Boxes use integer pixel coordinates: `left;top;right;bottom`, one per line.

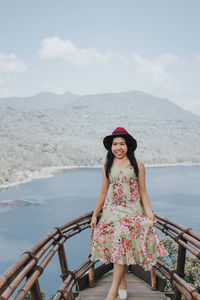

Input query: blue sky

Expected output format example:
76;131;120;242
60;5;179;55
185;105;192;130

0;0;200;115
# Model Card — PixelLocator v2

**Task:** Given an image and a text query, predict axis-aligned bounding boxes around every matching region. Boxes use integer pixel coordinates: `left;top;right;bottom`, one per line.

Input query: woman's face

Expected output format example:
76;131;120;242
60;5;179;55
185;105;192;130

111;137;128;159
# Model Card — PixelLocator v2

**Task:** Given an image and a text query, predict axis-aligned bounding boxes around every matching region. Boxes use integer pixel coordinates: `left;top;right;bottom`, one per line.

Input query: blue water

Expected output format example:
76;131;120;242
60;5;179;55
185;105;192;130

0;166;199;298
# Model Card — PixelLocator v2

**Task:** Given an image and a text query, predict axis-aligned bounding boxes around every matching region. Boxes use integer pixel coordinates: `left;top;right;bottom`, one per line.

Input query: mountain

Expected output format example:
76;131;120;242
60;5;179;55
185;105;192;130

0;92;79;110
0;90;199;186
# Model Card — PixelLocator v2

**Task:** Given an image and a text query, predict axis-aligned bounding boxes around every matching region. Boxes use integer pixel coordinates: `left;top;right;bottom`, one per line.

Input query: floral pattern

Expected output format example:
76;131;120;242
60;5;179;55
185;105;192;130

91;164;168;271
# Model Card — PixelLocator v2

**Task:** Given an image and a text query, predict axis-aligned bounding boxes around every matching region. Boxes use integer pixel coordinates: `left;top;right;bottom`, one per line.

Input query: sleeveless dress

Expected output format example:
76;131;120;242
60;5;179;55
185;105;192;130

91;163;168;271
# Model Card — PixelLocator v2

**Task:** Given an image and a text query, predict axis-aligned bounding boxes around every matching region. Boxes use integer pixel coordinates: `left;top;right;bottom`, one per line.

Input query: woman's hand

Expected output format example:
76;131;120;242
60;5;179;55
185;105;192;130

90;216;97;230
147;212;157;226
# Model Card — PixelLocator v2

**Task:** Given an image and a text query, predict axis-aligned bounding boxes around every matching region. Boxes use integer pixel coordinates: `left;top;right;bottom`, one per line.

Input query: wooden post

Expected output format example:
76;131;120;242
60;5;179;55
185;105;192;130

151;266;157;290
88;265;95;288
58;244;74;300
58;244;69;278
88;230;95;287
174;240;187;300
30;279;43;300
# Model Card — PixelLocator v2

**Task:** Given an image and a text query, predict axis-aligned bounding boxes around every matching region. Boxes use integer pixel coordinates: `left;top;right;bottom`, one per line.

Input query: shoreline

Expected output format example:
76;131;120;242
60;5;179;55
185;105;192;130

0;162;200;191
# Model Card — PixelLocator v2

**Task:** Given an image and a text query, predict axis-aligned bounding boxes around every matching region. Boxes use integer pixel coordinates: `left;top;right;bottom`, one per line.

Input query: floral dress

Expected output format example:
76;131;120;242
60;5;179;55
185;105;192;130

91;163;168;271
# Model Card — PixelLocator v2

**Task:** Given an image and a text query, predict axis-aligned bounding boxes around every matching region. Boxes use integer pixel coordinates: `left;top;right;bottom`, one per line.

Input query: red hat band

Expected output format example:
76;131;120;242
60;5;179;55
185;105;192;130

112;127;129;135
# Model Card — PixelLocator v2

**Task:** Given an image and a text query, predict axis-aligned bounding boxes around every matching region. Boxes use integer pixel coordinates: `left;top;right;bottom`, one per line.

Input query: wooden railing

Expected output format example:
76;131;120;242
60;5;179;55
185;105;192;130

0;212;199;300
0;211;95;300
155;214;200;300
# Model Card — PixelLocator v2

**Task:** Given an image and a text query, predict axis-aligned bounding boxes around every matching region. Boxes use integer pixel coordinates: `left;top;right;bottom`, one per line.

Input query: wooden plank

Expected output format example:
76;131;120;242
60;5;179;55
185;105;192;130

76;272;166;300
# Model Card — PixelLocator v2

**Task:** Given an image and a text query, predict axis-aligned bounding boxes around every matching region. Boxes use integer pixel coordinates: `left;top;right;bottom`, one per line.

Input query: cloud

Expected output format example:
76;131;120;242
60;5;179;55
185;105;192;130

0;53;27;74
191;54;200;65
131;52;179;87
0;53;27;93
128;52;200;115
38;36;113;66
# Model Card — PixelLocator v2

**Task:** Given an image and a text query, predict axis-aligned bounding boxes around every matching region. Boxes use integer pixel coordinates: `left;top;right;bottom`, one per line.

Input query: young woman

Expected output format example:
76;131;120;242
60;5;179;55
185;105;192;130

90;127;168;300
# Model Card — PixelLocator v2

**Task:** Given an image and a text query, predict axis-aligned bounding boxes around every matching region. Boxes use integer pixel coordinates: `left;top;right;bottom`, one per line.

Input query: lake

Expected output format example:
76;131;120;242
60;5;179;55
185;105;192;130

0;166;199;298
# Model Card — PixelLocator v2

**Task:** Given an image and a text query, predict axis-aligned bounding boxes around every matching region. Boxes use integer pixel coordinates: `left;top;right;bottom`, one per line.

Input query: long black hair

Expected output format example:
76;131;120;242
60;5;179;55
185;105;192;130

105;135;138;178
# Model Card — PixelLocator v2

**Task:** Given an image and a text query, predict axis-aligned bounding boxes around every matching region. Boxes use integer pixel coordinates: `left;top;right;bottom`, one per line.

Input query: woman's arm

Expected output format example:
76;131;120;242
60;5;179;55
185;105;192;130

137;160;156;224
90;167;109;229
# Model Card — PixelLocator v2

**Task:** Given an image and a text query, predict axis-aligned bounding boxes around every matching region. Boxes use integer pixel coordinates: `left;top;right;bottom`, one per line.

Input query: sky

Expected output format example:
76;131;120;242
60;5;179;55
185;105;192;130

0;0;200;115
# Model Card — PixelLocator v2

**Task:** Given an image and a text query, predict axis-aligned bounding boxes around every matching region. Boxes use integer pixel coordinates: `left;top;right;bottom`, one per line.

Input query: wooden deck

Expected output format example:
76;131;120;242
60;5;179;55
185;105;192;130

76;272;167;300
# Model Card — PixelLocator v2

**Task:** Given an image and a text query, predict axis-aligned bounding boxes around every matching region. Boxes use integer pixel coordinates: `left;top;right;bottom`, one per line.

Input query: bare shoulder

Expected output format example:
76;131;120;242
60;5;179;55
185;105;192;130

137;159;145;171
102;165;106;175
102;164;109;182
103;162;107;170
103;163;107;173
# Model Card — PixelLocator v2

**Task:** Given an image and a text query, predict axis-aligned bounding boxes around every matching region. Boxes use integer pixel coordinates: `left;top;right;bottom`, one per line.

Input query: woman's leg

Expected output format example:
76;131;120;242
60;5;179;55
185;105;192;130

119;266;127;290
106;263;125;300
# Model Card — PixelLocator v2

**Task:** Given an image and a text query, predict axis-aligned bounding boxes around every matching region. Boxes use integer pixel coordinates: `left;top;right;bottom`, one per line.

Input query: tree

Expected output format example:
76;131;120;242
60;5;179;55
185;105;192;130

161;237;200;293
24;290;45;300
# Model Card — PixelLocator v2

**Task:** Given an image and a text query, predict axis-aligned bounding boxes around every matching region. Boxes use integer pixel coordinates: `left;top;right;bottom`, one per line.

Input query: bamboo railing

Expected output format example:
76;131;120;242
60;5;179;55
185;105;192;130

0;211;94;300
154;213;200;300
0;211;199;300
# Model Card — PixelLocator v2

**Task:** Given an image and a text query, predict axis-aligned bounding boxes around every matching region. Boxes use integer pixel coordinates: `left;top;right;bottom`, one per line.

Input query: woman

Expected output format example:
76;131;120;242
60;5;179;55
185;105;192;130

90;127;167;300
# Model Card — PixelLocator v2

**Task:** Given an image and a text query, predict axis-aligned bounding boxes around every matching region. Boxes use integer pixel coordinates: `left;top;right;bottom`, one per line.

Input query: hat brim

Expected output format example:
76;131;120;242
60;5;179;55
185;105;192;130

103;133;137;151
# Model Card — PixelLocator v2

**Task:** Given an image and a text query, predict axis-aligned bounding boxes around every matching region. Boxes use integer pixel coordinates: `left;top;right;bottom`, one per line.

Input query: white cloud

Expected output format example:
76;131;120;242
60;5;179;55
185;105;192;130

115;53;130;65
38;36;113;66
0;53;27;74
0;53;27;93
0;75;4;85
191;54;200;65
128;52;200;115
131;52;179;87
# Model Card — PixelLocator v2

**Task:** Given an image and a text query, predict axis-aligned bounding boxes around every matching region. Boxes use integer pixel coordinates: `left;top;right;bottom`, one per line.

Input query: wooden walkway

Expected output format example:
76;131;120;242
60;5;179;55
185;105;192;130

76;272;167;300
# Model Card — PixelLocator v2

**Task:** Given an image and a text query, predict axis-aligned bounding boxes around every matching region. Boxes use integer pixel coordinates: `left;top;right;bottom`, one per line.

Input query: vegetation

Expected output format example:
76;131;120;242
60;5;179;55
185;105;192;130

161;237;200;293
23;291;54;300
0;90;200;186
24;291;45;300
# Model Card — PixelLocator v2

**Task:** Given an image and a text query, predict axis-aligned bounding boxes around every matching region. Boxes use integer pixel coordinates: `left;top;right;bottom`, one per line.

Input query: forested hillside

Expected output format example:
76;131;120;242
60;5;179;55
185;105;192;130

0;91;199;185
